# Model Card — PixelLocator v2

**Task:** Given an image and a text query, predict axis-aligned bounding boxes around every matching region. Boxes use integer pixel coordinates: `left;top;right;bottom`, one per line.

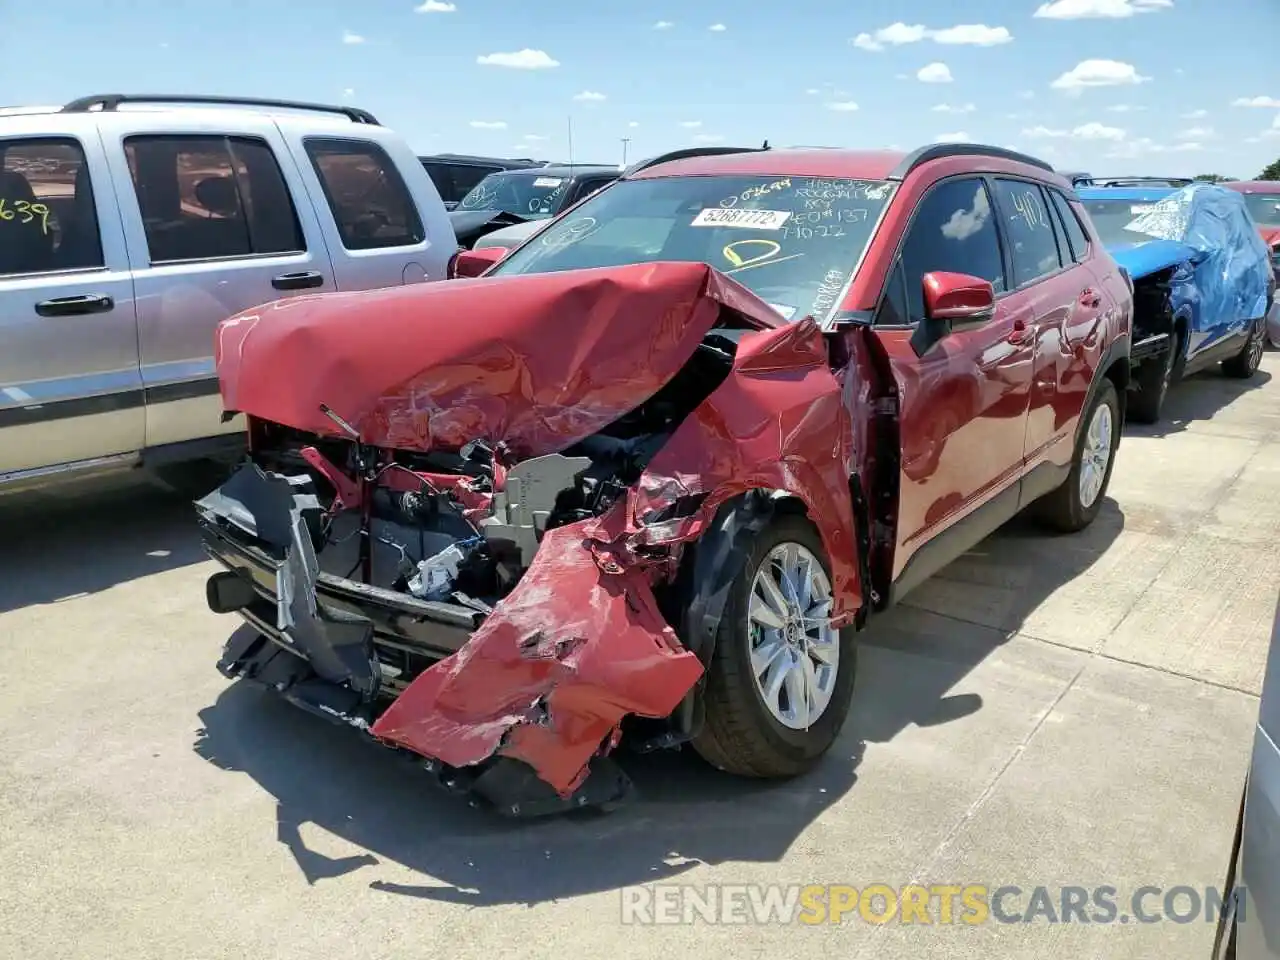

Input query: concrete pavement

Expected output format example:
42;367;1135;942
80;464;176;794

1;356;1277;960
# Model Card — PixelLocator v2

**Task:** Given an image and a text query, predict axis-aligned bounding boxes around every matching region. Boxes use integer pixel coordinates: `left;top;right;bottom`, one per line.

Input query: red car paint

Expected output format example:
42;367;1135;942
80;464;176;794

211;147;1132;800
215;262;779;459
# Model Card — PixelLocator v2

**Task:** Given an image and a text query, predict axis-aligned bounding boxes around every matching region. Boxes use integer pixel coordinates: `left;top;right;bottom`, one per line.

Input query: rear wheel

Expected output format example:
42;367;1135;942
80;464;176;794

1221;316;1265;379
1035;378;1120;533
691;514;858;779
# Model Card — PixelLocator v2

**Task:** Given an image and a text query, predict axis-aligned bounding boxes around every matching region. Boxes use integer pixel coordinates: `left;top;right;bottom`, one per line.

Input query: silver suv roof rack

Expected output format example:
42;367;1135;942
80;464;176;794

60;94;379;125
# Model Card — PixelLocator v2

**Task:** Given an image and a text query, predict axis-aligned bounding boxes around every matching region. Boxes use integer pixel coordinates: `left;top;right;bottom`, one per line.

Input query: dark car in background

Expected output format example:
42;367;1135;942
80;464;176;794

448;163;621;248
418;153;547;210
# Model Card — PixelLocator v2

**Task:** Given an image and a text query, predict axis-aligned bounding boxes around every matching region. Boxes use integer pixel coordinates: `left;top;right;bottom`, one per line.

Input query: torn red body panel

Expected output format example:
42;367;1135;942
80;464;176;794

369;521;705;796
215;261;779;459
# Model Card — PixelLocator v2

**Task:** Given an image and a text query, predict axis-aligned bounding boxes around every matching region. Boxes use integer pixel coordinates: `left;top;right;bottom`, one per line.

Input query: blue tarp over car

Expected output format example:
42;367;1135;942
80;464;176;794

1077;183;1272;352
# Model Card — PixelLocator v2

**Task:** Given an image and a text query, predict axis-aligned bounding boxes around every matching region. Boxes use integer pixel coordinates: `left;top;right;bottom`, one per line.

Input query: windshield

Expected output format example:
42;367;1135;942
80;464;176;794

457;171;571;218
488;174;895;323
1080;198;1178;247
1242;192;1280;228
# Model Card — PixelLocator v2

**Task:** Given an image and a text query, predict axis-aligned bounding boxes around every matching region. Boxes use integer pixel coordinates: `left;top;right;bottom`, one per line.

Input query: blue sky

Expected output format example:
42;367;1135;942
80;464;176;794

4;0;1280;177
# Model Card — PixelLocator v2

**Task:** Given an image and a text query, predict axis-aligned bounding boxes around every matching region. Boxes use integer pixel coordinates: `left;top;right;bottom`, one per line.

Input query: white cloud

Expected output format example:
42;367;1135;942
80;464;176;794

521;134;549;142
931;24;1012;45
1019;90;1036;100
693;133;725;143
934;131;970;143
476;49;560;69
679;120;703;128
573;90;606;102
1182;108;1208;118
1177;126;1216;140
653;20;673;29
1024;122;1125;140
342;88;355;98
805;88;821;95
708;23;727;31
852;22;928;51
852;21;1010;50
342;30;366;44
469;120;507;130
827;100;859;111
1051;59;1149;92
917;62;953;83
933;102;976;114
1233;95;1280;108
1107;104;1145;113
415;0;455;11
1035;0;1172;17
628;121;640;128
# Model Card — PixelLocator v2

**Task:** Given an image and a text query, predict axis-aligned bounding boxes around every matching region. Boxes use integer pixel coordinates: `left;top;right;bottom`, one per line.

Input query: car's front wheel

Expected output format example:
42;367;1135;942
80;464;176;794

691;513;858;779
1221;316;1266;379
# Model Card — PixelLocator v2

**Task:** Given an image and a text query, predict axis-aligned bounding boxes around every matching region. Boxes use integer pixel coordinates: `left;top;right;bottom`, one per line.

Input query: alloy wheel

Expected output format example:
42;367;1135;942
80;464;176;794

1078;401;1114;510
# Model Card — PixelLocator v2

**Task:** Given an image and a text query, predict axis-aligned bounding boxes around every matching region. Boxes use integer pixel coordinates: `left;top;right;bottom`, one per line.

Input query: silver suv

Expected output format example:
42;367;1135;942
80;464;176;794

0;94;456;494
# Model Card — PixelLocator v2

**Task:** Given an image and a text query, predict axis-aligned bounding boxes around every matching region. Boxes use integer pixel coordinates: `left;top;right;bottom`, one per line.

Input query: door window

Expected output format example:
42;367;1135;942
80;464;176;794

0;137;103;276
897;177;1006;323
1049;189;1090;263
992;179;1064;286
305;138;424;250
124;135;305;264
449;164;498;195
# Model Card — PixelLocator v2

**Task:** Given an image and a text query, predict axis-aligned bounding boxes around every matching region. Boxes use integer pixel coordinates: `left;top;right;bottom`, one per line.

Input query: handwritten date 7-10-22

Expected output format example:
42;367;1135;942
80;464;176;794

0;198;52;234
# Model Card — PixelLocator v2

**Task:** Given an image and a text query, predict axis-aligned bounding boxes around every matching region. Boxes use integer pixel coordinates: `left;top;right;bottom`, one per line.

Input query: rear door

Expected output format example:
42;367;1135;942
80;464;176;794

0;117;143;479
99;112;335;449
288;132;453;288
988;177;1101;476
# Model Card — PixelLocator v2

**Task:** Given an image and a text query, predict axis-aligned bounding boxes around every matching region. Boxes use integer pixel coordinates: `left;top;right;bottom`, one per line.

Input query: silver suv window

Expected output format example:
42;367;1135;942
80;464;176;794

0;137;103;276
304;137;424;250
124;134;306;264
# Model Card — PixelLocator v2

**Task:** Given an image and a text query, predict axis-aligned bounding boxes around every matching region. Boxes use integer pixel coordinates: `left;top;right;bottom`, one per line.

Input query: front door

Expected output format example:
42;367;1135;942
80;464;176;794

870;176;1035;580
0;127;143;479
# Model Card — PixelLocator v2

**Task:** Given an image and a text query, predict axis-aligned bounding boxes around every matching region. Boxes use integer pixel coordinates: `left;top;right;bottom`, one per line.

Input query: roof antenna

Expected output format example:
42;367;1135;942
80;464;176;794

762;139;770;150
567;115;575;169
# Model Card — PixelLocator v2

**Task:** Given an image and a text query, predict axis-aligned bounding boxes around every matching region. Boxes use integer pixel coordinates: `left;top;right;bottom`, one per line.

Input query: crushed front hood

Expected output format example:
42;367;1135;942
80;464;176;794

215;261;781;459
1107;238;1198;280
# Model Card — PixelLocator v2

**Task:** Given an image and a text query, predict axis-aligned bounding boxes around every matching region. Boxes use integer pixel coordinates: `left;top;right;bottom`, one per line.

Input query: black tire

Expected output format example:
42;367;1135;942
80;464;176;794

691;513;858;779
1127;340;1176;424
1035;378;1121;533
1221;316;1266;379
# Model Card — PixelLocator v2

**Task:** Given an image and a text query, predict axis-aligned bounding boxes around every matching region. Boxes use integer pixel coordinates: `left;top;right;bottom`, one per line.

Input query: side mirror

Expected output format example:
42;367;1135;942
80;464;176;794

910;271;996;358
450;246;509;279
922;271;996;326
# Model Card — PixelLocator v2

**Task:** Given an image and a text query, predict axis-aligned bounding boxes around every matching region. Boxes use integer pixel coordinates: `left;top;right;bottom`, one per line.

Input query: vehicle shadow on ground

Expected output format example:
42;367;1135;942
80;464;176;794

1123;367;1273;439
0;475;209;614
192;498;1123;907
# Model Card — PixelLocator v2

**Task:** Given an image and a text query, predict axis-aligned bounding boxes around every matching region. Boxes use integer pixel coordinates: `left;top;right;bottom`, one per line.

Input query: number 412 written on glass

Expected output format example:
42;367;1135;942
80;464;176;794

0;198;52;234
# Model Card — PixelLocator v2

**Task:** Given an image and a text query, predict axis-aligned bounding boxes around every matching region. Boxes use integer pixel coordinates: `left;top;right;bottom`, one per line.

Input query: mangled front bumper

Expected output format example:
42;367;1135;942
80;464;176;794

197;461;704;816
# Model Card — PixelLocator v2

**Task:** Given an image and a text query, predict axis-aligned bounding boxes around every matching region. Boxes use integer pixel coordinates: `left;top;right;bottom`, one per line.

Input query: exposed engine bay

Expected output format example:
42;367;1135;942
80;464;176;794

216;327;747;695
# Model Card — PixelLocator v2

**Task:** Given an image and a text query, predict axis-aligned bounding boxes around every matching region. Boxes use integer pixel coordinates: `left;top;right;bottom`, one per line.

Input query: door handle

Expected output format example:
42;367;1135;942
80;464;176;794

34;294;114;317
1007;318;1035;345
1079;289;1102;308
272;271;325;291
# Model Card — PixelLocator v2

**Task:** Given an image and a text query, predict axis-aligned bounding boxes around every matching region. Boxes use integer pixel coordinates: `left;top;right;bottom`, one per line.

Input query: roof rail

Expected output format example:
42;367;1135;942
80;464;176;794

1075;176;1195;188
887;142;1054;181
60;94;379;125
622;143;770;178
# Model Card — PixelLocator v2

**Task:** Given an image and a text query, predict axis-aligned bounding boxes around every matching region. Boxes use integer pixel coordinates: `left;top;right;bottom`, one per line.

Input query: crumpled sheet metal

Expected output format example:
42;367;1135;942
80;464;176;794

368;520;704;796
1123;184;1273;334
370;317;864;796
214;261;779;460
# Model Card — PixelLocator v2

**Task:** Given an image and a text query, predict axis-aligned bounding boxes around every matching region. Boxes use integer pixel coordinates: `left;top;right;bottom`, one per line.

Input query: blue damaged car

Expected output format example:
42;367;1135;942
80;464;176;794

1076;183;1274;424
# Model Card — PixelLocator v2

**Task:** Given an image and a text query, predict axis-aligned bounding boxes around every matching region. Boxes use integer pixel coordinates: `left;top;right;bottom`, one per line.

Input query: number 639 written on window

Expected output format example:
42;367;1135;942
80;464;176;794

0;198;52;234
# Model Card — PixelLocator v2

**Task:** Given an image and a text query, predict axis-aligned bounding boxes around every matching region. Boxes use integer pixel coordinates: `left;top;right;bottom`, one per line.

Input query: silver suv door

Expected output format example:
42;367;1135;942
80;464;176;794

98;111;337;450
0;117;143;482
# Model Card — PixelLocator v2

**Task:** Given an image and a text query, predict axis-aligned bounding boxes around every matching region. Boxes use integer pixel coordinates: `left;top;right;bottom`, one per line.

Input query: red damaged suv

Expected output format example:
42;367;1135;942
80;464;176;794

200;143;1133;816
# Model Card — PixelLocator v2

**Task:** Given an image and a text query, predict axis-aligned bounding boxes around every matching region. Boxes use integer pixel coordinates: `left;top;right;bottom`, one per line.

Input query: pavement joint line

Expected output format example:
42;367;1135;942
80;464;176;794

852;661;1088;960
